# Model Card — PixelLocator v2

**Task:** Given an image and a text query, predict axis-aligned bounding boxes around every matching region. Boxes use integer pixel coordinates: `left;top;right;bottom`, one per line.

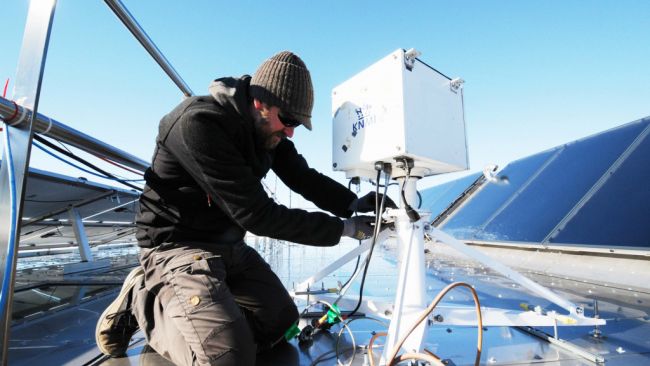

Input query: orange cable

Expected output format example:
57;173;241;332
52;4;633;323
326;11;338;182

386;282;483;366
367;332;387;366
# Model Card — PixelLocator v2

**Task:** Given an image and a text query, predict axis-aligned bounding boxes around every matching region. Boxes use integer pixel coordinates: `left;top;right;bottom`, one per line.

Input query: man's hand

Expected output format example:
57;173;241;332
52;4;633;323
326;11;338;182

342;215;377;240
349;192;397;213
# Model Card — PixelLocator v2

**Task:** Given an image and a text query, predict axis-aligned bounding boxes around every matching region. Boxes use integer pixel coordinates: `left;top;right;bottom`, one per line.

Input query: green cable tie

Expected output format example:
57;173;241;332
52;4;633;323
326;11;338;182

284;322;301;340
326;303;342;324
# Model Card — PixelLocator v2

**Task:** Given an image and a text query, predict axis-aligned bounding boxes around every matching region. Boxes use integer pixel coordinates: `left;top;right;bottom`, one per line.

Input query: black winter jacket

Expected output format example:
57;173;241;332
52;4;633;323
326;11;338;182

136;76;356;248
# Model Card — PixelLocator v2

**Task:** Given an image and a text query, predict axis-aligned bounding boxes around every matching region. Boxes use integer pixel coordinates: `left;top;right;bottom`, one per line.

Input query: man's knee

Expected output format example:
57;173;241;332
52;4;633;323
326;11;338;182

277;302;299;331
266;302;299;344
202;315;256;365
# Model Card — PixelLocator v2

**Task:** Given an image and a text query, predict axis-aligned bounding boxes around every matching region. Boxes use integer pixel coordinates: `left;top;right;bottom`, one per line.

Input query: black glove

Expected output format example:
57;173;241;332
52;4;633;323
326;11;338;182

342;215;377;240
349;192;397;213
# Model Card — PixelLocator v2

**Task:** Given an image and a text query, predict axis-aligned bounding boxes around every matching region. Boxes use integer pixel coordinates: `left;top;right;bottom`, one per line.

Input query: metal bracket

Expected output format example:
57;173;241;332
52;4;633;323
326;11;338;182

518;326;606;364
403;48;421;71
450;77;465;94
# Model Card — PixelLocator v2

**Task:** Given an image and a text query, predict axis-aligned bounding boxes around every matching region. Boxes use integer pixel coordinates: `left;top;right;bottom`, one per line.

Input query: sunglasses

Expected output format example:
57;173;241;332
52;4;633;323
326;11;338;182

278;113;302;128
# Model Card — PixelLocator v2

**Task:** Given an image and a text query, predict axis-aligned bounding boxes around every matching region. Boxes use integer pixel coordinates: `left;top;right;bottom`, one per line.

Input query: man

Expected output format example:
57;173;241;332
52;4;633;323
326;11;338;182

95;51;393;365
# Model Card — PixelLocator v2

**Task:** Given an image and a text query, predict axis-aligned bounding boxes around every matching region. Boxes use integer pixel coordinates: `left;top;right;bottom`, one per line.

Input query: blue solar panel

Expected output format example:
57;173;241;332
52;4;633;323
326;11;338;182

551;126;650;247
440;150;556;239
431;117;650;248
479;120;647;242
419;172;481;217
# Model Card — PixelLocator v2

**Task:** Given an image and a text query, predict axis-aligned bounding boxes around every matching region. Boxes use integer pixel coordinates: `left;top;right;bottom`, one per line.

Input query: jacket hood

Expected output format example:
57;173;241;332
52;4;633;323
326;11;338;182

208;75;254;121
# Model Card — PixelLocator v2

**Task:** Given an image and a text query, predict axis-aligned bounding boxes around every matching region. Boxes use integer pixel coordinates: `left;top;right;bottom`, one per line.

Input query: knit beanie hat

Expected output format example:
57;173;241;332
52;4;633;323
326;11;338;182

250;51;314;130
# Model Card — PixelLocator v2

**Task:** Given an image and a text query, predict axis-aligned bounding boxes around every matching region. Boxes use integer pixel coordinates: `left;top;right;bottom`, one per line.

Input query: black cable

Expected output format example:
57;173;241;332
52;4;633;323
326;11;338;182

369;180;398;188
33;135;143;192
347;176;360;190
400;158;420;222
340;240;362;291
341;177;362;291
348;168;388;318
24;198;83;203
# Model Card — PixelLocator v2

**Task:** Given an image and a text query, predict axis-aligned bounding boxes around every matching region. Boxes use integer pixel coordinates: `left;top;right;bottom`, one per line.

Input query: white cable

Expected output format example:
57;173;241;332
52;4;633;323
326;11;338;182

336;322;356;366
335;317;389;366
41;115;54;135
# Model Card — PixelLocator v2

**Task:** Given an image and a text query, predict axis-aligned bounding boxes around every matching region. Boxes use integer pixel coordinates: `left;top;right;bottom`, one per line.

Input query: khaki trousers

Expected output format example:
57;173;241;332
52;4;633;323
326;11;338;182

131;241;298;365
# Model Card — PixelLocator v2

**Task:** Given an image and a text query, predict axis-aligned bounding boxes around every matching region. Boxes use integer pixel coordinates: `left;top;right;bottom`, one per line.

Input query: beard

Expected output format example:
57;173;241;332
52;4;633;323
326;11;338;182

254;115;286;150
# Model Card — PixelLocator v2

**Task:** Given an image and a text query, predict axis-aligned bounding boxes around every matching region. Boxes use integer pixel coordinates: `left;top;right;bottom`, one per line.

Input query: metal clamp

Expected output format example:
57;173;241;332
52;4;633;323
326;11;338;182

404;48;421;71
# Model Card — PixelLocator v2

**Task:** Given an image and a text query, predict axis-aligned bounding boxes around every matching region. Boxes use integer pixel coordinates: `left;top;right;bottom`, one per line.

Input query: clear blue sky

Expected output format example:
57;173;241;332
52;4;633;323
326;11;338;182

2;0;649;207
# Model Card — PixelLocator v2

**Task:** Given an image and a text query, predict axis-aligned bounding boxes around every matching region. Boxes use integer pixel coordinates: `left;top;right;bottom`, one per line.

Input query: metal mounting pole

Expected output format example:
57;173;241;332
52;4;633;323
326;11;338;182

0;0;57;364
0;96;149;172
104;0;194;97
382;177;429;363
68;208;93;262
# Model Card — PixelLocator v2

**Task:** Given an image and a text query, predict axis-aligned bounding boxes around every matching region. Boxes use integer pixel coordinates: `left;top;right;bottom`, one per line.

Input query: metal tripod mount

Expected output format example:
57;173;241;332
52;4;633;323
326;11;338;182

381;174;430;362
292;166;605;365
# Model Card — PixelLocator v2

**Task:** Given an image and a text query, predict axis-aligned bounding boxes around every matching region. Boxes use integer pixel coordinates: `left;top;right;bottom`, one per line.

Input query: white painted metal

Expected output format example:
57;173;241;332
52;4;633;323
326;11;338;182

428;226;586;317
382;203;430;361
455;241;650;292
430;305;605;327
302;295;604;327
291;231;391;294
331;48;468;180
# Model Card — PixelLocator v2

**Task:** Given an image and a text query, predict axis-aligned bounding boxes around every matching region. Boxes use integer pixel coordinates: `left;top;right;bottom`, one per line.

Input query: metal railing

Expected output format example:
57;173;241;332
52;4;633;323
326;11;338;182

0;96;149;172
104;0;194;98
0;0;194;363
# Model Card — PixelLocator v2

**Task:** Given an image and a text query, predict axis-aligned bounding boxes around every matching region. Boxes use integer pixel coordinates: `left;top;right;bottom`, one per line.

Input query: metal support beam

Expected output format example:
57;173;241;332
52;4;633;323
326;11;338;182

429;226;582;316
0;0;57;363
518;326;606;364
0;97;149;172
382;177;429;362
68;208;93;262
22;221;136;229
15;281;126;292
21;198;138;245
104;0;194;97
22;190;117;226
70;286;88;307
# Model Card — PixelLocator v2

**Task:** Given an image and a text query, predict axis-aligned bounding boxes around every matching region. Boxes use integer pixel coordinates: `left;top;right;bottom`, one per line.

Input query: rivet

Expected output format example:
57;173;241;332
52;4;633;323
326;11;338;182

190;296;201;306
